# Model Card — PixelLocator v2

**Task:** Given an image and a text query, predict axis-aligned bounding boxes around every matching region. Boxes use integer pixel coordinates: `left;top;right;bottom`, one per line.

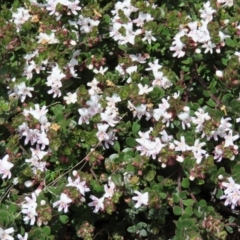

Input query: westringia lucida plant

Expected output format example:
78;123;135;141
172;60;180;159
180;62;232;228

0;0;240;239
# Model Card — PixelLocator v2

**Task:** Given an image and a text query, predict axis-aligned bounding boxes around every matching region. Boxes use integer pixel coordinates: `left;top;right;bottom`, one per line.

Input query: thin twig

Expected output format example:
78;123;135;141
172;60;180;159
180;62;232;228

188;189;197;202
0;184;14;203
93;229;110;240
45;142;101;188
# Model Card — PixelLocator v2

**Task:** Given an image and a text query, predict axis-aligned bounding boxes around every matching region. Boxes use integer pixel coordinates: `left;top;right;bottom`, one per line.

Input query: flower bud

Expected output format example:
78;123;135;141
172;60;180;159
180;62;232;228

24;180;34;188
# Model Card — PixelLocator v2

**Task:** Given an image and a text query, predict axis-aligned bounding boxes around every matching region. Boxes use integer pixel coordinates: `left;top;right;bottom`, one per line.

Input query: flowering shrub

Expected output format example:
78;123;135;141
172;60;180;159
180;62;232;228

1;0;240;239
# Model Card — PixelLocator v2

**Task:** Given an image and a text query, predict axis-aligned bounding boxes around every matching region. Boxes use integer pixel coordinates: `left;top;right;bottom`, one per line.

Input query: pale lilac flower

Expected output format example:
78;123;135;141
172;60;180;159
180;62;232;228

220;177;240;209
67;0;81;15
53;193;72;213
96;123;110;142
66;177;90;196
78;108;91;125
88;195;105;213
103;182;115;198
213;145;224;162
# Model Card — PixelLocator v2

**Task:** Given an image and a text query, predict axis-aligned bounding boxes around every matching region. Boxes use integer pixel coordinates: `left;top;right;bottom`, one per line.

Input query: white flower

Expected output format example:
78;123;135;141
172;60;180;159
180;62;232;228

12;7;30;32
174;136;191;152
23;104;48;121
93;67;108;75
9;82;34;102
224;130;239;147
0;154;14;179
217;0;233;7
64;92;77;104
36;32;59;44
132;191;149;208
0;227;14;240
199;1;216;22
202;41;216;54
138;84;153;95
53;193;72;213
142;30;156;44
21;193;38;226
216;70;223;78
145;59;162;72
88;195;105;213
17;232;28;240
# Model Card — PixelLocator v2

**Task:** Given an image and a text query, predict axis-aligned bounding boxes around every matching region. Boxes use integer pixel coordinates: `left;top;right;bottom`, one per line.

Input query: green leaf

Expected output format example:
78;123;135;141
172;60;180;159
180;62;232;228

230;99;240;112
182;199;194;206
207;98;216;107
42;226;51;236
126;137;136;147
113;141;120;152
139;229;147;237
173;206;182;216
132;122;140;134
203;90;210;97
111;173;123;186
173;193;180;203
184;206;193;216
90;179;103;193
146;170;156;182
51;104;65;121
179;191;188;200
225;226;233;234
216;189;223;199
226;38;237;47
199;199;207;207
159;192;167;199
59;215;69;224
127;226;136;233
181;178;190;188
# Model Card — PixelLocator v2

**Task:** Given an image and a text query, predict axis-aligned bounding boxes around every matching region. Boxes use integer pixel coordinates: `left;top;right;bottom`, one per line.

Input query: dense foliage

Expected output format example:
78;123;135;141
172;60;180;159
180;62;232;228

0;0;240;239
